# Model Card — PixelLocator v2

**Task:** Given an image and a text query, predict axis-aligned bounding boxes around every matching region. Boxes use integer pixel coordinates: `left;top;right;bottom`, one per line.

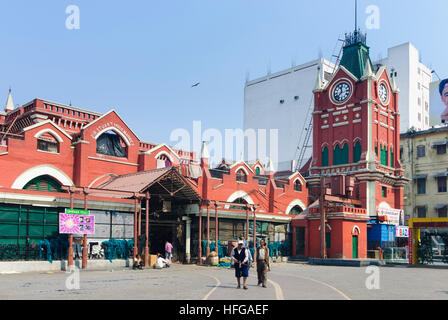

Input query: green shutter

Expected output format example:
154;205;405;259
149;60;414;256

322;147;329;167
390;150;394;168
326;232;331;249
333;145;341;165
353;141;362;163
380;146;388;166
334;144;349;166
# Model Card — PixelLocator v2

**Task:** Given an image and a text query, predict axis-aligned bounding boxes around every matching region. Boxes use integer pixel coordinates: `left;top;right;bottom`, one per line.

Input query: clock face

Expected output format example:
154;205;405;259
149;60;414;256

332;81;351;103
378;83;389;105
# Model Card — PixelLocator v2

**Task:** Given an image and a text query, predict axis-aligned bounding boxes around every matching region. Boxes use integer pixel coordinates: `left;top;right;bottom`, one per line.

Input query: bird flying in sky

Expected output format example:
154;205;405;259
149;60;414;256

191;82;200;87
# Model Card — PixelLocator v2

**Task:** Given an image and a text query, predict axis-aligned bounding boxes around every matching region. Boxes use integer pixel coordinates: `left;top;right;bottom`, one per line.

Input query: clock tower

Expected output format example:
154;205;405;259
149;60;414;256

308;29;408;221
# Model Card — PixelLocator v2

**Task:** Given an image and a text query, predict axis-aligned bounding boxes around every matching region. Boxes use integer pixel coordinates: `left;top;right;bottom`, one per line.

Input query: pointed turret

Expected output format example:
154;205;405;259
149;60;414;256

4;88;14;112
313;68;324;92
265;158;275;175
360;57;374;80
390;74;400;93
200;141;210;168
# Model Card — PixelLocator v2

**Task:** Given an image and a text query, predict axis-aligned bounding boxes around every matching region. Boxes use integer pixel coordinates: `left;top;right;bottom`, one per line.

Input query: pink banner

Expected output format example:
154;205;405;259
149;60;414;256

59;214;95;234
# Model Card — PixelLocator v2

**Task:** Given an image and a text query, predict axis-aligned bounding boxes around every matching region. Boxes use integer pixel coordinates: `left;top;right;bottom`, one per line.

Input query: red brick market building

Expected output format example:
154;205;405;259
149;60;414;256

0;92;308;265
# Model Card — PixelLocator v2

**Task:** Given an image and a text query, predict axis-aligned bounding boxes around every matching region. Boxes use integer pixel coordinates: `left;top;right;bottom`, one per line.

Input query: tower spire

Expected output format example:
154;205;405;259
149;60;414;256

4;88;14;112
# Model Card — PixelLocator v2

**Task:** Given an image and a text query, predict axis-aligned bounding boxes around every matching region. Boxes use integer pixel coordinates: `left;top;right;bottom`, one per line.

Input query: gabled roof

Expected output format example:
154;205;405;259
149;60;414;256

230;160;255;173
321;65;358;92
144;143;180;160
82;109;141;142
98;167;201;201
22;119;73;140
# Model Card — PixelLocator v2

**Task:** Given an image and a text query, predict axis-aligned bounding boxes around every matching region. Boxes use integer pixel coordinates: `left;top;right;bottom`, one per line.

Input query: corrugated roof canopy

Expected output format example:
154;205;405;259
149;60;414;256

97;167;202;201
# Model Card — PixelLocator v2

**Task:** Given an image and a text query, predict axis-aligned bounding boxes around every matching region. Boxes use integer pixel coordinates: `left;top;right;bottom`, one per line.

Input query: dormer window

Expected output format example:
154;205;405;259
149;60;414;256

294;179;302;192
236;169;247;183
37;133;59;153
157;154;172;168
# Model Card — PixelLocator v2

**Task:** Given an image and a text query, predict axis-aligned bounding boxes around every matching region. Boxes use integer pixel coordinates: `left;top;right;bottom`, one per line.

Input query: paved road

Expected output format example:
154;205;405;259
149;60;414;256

0;263;447;300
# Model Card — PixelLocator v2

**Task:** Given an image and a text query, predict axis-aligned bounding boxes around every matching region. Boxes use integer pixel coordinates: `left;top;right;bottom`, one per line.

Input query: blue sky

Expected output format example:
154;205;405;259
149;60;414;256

0;0;446;155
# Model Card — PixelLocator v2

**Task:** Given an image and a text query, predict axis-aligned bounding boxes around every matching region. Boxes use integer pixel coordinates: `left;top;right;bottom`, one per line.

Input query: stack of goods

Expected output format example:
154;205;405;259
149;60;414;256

217;257;231;268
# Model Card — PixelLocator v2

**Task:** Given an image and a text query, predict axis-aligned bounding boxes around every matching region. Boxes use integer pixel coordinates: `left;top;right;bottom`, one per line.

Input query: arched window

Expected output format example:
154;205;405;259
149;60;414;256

322;147;329;167
157;154;172;168
294;179;302;192
37;133;59;153
353;141;362;163
236;169;247;183
334;143;349;165
290;205;303;215
24;175;62;193
390;148;394;168
380;145;388;166
96;130;127;158
255;166;261;175
230;197;248;210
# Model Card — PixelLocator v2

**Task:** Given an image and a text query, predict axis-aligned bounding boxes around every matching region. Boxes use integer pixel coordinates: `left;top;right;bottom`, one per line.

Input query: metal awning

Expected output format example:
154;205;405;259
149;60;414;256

434;172;448;178
413;174;427;180
432;141;447;147
434;204;448;210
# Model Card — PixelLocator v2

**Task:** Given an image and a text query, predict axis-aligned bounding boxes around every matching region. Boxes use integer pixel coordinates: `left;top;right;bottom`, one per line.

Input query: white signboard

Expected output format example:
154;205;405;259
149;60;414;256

377;207;402;226
396;226;409;238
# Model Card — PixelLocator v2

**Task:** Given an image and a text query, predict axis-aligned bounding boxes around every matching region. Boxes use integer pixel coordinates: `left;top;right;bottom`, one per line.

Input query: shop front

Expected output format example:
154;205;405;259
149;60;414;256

409;218;448;265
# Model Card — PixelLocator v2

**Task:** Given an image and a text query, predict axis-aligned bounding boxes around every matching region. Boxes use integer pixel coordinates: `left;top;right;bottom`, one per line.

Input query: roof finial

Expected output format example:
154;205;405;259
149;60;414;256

265;158;275;174
200;141;210;159
4;88;14;112
313;66;324;92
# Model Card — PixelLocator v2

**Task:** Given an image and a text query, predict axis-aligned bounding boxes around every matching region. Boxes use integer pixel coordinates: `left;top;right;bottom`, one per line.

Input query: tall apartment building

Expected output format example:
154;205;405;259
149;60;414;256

375;42;432;132
400;126;448;222
244;58;335;171
244;42;432;171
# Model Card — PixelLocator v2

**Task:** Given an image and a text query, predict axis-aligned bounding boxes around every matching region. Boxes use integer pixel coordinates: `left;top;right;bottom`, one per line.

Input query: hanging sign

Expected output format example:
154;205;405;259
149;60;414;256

59;214;95;234
65;208;89;215
395;226;409;238
377;207;402;225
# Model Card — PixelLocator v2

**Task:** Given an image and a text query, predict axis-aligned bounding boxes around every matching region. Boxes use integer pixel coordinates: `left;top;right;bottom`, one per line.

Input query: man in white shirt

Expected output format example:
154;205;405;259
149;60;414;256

231;240;249;289
155;253;169;269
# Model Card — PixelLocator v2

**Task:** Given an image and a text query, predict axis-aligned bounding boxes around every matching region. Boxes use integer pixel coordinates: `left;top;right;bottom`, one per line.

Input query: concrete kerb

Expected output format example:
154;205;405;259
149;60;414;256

308;258;386;267
0;259;132;274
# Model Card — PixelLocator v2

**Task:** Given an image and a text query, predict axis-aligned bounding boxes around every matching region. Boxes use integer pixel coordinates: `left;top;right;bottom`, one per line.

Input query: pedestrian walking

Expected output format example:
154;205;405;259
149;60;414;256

165;241;173;261
231;240;249;290
256;239;270;288
244;240;253;268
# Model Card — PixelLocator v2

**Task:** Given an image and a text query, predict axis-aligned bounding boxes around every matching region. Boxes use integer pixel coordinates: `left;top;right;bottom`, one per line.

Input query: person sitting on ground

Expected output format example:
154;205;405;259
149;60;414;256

155;253;169;269
133;254;144;270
